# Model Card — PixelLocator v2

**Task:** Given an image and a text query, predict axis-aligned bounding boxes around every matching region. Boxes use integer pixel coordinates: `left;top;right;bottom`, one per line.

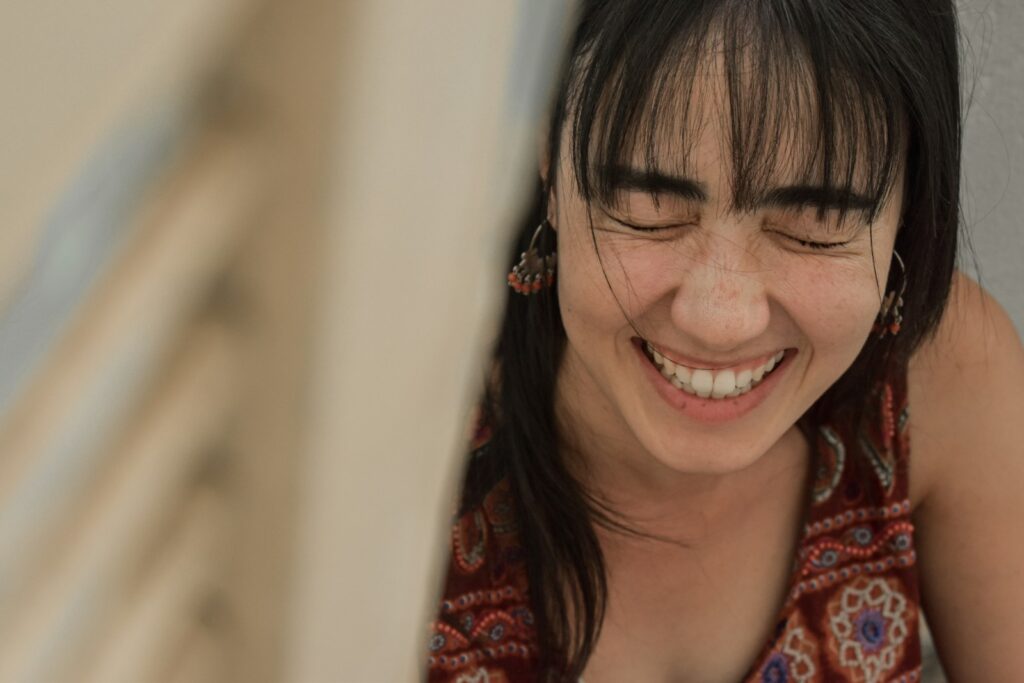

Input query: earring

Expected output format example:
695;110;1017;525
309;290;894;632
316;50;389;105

507;221;557;295
874;250;907;338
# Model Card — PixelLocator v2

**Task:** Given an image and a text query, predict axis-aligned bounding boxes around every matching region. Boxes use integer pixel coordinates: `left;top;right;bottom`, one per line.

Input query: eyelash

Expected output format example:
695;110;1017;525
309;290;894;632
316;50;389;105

613;219;696;233
788;236;850;250
617;221;851;250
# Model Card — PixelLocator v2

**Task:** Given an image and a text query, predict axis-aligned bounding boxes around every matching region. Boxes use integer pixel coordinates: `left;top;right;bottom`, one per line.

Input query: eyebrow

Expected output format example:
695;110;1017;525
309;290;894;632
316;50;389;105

604;165;877;214
604;165;708;202
759;185;877;213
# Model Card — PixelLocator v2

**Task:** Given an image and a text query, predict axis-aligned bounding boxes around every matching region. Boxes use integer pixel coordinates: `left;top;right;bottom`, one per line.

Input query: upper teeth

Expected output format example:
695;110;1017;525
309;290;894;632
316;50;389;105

644;342;785;399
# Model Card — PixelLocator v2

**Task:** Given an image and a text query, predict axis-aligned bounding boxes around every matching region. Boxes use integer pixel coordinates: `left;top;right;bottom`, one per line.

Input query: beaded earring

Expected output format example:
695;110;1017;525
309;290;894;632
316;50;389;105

874;250;907;338
507;221;557;295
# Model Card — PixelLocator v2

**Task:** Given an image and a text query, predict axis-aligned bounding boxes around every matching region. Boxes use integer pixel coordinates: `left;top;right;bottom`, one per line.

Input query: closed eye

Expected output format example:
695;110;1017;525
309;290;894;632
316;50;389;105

762;208;864;251
598;202;699;233
781;234;852;250
612;217;697;232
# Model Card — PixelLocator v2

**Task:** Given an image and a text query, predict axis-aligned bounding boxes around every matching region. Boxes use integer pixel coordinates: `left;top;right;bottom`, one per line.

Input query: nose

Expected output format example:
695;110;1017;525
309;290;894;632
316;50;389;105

669;239;771;355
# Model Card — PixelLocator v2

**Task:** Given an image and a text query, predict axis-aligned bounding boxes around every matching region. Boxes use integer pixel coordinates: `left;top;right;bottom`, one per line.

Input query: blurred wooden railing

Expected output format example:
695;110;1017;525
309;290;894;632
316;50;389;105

0;1;568;681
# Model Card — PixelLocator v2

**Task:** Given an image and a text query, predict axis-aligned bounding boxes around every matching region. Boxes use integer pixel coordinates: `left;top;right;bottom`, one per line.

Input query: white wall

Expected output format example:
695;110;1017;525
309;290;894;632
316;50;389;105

959;0;1024;333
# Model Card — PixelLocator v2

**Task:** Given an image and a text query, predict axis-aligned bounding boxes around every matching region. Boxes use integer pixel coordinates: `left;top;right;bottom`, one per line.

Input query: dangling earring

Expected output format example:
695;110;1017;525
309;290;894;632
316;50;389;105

507;221;557;295
874;250;907;338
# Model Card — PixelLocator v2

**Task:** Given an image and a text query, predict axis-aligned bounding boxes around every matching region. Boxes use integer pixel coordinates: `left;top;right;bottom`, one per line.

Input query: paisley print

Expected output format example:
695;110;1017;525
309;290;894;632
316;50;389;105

453;511;488;574
813;426;847;504
859;431;896;496
429;373;921;682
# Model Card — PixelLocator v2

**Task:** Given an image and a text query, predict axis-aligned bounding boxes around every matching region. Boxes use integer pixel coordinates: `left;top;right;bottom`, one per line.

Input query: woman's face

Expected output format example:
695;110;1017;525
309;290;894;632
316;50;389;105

552;105;903;477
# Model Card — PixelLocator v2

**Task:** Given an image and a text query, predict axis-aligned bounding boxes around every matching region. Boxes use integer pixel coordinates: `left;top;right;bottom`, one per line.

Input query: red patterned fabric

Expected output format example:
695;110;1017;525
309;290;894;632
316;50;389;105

427;372;920;682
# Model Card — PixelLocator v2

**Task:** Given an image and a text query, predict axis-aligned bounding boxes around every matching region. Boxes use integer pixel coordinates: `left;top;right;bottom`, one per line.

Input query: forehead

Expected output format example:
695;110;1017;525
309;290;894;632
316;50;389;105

625;55;815;183
633;51;867;189
569;20;907;219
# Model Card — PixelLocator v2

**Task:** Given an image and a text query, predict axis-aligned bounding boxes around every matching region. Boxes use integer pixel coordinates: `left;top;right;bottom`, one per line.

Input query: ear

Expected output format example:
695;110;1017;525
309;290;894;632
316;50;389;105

538;171;561;233
546;188;559;231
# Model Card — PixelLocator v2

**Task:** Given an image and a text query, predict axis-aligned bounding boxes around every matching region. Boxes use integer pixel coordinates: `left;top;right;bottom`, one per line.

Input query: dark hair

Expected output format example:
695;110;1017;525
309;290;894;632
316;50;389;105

464;1;962;679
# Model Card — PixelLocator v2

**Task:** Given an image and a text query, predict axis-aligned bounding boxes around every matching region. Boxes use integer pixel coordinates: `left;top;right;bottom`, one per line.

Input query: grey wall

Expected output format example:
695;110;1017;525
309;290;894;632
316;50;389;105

959;0;1024;334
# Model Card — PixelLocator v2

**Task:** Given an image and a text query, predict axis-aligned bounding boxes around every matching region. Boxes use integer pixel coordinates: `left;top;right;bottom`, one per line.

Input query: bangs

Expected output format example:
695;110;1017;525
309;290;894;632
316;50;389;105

565;0;909;222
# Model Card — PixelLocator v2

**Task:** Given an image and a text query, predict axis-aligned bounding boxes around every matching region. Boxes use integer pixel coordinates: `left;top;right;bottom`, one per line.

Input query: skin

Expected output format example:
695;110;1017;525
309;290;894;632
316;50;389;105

545;84;905;678
550;111;901;540
908;273;1024;680
544;60;1024;678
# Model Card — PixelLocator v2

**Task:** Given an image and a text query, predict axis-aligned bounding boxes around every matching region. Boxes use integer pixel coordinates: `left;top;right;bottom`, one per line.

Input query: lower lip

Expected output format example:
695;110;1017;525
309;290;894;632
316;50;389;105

632;339;793;424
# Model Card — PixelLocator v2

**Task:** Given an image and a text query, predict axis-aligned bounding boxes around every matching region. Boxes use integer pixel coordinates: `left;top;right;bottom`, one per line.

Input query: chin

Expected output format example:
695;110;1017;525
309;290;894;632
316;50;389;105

644;431;771;476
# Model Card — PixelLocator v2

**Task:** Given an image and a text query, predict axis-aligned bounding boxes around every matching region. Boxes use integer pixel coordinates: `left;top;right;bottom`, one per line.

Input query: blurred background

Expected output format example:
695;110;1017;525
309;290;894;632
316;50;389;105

0;0;1017;681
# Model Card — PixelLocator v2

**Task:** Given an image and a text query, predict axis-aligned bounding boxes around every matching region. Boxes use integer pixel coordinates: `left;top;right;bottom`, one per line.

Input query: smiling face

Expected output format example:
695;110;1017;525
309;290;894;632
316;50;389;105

551;71;904;480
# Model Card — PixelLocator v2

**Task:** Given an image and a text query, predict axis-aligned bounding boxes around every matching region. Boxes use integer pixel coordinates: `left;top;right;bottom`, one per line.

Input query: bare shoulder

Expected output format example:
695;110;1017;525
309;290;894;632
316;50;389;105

906;271;1024;677
907;270;1024;507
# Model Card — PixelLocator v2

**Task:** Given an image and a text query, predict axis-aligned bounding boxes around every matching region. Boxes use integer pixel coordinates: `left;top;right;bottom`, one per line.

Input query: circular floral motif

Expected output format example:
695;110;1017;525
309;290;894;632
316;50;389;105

455;668;507;683
853;610;886;653
826;576;913;683
851;527;874;546
756;611;818;683
814;549;840;569
890;533;912;551
760;653;789;682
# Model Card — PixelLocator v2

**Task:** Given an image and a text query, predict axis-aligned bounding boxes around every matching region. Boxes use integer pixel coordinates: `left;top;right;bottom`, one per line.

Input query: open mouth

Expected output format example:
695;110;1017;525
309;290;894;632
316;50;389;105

640;340;787;400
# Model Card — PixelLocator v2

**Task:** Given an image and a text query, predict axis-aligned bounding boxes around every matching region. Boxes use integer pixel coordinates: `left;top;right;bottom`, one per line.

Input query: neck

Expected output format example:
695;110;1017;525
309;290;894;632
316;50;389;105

554;353;810;546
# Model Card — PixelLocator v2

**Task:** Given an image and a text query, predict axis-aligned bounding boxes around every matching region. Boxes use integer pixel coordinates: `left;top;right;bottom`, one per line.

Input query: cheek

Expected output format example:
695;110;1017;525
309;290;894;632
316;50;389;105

556;227;666;326
556;228;623;332
562;234;678;321
782;259;880;356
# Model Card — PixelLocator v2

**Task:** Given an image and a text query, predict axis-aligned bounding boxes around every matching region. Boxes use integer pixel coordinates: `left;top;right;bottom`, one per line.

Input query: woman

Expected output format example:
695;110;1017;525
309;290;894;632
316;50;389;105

428;1;1024;681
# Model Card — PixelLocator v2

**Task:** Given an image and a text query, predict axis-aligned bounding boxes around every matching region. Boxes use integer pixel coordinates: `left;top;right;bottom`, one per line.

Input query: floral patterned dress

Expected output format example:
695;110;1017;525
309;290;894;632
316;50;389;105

427;371;921;682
